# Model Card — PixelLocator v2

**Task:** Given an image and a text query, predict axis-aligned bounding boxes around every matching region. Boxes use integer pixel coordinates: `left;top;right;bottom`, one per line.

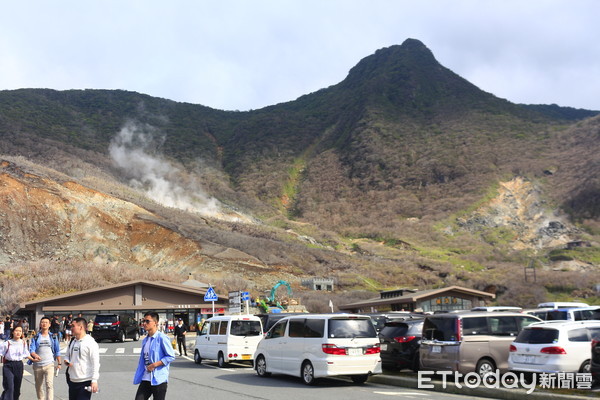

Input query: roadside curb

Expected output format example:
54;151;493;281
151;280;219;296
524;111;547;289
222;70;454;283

369;374;595;400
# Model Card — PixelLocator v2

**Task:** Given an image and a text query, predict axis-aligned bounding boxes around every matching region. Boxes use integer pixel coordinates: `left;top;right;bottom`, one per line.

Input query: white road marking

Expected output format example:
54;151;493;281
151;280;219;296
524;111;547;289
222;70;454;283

133;348;141;354
115;348;125;354
202;363;235;372
99;348;108;354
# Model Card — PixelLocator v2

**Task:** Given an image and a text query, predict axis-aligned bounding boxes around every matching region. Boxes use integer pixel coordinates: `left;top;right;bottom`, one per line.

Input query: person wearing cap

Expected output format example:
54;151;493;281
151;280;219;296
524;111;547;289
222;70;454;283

172;319;188;357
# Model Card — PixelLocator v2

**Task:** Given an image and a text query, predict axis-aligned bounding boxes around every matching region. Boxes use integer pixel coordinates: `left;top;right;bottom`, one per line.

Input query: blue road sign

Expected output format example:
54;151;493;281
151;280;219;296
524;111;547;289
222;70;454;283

241;291;250;301
204;286;218;302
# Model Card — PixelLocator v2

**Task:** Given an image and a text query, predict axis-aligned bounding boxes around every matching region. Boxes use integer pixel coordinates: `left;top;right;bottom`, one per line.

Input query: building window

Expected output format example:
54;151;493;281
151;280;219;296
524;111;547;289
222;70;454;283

419;297;472;312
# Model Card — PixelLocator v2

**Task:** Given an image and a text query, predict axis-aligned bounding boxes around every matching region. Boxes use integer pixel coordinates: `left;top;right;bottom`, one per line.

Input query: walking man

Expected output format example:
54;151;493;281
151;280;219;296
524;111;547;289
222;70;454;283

29;316;62;400
64;317;99;399
173;318;188;356
133;311;175;400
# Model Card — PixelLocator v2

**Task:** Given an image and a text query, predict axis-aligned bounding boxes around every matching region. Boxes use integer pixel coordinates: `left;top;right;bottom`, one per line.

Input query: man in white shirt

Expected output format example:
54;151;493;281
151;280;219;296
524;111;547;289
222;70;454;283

29;316;62;400
64;317;100;399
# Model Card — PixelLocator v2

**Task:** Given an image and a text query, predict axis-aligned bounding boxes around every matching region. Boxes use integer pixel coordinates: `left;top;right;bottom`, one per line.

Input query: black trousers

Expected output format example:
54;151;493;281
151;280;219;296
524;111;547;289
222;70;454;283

66;372;92;400
135;381;168;400
1;360;23;400
176;336;187;355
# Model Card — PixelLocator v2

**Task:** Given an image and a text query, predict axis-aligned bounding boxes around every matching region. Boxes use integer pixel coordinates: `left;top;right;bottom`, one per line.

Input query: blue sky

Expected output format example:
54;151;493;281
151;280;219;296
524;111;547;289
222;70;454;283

1;0;598;111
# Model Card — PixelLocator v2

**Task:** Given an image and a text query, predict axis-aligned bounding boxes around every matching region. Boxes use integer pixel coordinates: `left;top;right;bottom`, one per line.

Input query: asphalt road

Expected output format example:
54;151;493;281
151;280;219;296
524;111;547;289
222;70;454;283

8;337;494;400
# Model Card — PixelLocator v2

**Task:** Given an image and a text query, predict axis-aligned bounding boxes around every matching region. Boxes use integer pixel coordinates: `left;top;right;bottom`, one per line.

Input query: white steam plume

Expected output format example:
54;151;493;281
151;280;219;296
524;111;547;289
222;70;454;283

109;121;223;218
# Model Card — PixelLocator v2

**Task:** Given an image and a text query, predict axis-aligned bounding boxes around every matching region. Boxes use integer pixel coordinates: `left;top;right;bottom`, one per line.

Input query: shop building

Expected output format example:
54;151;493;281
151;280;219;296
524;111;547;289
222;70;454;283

339;285;495;313
14;279;228;330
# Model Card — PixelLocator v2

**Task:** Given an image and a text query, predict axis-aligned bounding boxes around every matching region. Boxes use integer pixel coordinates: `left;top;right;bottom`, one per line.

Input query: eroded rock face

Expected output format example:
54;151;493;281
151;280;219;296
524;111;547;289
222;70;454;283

0;159;304;293
456;177;579;249
0;160;206;268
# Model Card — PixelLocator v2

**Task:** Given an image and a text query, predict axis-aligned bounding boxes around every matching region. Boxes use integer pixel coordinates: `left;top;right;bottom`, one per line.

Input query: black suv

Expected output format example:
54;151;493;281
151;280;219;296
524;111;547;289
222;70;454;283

591;335;600;384
379;318;424;372
92;313;140;342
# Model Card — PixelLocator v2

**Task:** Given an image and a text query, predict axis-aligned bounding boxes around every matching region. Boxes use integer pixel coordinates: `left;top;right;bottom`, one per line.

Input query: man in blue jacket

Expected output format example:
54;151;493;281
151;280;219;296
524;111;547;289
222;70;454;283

29;316;62;400
133;311;175;400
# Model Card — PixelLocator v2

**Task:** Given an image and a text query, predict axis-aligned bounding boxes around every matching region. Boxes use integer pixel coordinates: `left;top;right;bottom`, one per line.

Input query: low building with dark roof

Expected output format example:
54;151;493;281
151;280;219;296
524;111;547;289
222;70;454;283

13;279;227;330
339;285;495;313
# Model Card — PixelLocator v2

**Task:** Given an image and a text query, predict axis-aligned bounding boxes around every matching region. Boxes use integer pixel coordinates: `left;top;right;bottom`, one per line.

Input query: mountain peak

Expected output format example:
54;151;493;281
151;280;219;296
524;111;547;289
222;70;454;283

338;38;500;116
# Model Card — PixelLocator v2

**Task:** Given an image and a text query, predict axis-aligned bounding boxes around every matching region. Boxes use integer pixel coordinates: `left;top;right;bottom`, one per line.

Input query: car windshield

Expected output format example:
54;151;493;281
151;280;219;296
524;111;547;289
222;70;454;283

328;318;377;338
369;316;387;331
423;317;457;341
546;311;568;320
230;321;262;336
94;315;117;324
380;322;409;339
515;328;559;344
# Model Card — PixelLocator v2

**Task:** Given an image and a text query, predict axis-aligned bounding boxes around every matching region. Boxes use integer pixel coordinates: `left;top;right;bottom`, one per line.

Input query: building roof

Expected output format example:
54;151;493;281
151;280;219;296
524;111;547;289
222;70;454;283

339;285;495;309
17;279;224;311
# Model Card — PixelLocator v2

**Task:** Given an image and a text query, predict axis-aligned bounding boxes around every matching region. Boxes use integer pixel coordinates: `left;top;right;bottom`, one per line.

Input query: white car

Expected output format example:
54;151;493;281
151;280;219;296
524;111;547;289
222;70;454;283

253;314;382;385
194;315;263;367
509;320;600;374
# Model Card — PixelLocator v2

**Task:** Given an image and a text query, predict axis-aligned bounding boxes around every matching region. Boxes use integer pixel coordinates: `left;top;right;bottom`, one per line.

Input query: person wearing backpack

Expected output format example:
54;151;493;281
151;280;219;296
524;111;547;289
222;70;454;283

1;324;36;399
2;317;12;341
29;316;62;400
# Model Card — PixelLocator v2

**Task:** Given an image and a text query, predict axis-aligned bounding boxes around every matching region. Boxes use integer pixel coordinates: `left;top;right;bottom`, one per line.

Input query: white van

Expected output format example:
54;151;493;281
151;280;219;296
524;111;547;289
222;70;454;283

194;315;263;367
253;314;382;385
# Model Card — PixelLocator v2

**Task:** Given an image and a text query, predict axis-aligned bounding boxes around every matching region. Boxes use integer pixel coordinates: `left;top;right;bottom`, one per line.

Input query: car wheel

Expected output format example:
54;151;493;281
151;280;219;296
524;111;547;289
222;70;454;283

302;361;316;385
476;358;496;381
134;331;140;341
217;352;226;368
580;359;591;373
256;355;271;377
351;374;369;384
119;331;126;343
194;350;202;365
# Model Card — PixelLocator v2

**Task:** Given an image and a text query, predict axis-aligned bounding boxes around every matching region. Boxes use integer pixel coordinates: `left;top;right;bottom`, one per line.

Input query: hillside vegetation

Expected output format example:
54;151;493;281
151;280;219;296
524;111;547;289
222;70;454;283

0;39;599;311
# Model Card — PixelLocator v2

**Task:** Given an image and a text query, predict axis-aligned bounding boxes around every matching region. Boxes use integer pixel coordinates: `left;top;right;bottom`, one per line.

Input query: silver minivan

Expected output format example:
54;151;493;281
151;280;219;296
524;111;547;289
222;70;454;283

420;311;540;376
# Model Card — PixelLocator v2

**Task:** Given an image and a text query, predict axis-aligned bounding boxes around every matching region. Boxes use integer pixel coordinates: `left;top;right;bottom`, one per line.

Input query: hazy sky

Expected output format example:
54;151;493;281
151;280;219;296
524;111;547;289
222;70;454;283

1;1;598;111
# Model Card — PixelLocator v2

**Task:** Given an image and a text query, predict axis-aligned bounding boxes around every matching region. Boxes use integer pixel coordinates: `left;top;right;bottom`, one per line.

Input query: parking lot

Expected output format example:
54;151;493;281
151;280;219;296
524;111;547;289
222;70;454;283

3;336;595;400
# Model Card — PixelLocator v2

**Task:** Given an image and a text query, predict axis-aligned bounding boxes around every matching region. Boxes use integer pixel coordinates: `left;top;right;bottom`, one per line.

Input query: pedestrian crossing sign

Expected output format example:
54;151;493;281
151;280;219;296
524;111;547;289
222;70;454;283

204;286;218;302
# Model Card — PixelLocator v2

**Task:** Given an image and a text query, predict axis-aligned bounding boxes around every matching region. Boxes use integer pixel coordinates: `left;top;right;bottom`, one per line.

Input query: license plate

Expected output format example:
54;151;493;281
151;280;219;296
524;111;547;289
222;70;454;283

380;344;388;351
241;354;251;360
518;355;536;364
431;345;441;353
348;348;363;356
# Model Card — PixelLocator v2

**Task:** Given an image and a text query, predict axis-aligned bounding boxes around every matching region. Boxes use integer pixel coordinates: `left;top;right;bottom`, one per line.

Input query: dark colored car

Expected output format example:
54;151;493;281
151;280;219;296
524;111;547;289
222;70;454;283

591;335;600;384
363;312;423;332
256;313;306;333
92;313;140;342
379;318;424;371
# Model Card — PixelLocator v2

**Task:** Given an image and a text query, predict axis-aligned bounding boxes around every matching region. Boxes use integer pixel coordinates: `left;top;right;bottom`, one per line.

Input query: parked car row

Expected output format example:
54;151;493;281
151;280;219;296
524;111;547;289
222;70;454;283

525;306;600;322
191;307;600;386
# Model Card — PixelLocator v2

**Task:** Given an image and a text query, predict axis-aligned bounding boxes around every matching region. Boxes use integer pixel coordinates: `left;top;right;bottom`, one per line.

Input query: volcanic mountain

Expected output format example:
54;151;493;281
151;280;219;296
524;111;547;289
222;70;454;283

0;38;598;310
